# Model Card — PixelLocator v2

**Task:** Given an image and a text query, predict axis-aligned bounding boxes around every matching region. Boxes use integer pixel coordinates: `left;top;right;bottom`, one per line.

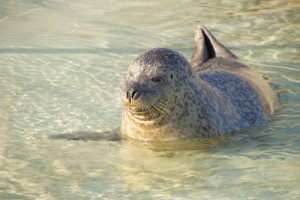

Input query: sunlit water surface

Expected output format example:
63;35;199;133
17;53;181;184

0;0;299;199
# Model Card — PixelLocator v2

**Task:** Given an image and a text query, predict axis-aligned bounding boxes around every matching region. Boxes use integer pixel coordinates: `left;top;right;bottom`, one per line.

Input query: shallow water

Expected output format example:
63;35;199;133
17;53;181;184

0;0;300;199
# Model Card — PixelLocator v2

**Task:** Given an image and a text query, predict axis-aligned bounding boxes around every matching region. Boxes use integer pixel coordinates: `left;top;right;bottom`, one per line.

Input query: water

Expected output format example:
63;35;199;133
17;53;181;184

0;0;299;199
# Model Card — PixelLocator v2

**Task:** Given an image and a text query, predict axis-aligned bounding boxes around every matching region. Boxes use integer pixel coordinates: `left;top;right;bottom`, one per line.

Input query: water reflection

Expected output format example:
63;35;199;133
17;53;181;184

0;47;149;54
0;0;299;199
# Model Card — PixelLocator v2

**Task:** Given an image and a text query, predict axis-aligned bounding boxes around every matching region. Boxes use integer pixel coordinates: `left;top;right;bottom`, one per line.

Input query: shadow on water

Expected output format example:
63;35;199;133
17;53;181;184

48;123;271;152
129;135;235;152
49;129;122;141
49;130;236;152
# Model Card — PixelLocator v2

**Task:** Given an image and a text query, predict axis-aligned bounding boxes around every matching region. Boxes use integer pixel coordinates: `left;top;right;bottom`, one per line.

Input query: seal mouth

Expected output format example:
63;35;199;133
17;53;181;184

125;98;173;121
126;103;156;115
126;106;148;114
125;98;160;115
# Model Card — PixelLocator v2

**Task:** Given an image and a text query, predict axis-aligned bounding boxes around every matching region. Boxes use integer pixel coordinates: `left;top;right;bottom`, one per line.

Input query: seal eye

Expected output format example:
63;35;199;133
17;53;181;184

151;76;164;83
170;73;173;80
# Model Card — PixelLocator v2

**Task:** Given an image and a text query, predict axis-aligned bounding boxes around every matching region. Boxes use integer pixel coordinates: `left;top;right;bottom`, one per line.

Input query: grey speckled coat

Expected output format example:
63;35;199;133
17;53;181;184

121;25;277;141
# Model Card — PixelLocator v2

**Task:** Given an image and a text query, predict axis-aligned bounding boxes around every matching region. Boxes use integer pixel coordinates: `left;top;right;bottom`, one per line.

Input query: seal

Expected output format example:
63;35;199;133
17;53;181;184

121;25;277;141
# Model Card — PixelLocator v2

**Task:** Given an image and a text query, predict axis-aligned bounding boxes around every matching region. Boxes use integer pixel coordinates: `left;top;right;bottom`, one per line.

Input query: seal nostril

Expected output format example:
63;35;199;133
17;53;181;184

131;90;136;98
126;89;139;102
131;90;139;100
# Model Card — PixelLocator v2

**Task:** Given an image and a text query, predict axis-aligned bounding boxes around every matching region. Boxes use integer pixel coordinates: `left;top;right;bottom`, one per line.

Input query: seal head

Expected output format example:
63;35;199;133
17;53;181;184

121;48;194;124
122;48;192;112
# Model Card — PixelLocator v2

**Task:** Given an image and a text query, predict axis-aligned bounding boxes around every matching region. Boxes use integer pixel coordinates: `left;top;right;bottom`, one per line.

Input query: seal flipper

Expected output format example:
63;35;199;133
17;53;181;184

190;25;238;68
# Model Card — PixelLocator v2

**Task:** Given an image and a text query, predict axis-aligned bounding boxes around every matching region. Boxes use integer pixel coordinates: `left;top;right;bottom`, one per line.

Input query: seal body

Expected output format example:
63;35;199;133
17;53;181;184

121;26;277;141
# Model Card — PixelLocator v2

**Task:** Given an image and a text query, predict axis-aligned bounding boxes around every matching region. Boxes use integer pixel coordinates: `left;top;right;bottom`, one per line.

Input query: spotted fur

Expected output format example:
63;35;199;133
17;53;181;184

121;26;277;141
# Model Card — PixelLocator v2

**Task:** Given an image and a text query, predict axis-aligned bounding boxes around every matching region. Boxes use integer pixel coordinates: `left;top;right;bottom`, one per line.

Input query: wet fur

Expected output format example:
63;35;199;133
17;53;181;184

121;26;277;141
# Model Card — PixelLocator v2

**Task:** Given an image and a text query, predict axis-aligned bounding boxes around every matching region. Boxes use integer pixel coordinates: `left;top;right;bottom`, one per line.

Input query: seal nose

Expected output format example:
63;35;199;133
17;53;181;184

127;89;140;102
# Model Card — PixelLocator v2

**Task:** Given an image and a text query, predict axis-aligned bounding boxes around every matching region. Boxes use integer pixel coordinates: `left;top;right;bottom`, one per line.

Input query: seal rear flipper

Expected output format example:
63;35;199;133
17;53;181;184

190;25;238;68
49;128;122;141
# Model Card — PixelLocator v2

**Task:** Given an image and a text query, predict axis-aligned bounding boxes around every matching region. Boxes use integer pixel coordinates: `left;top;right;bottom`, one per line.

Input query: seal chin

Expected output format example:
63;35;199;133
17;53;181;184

126;106;148;115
